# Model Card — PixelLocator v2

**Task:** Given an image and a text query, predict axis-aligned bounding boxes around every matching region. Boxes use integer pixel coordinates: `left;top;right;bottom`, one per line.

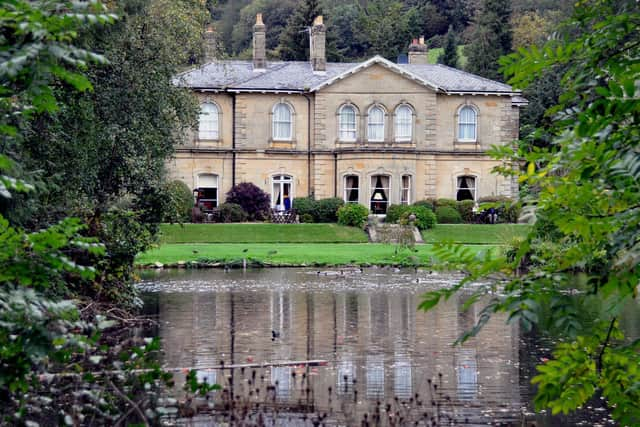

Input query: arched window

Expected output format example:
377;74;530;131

367;106;385;142
272;103;293;141
338;105;357;142
344;175;359;203
394;105;413;142
272;174;293;211
456;175;476;201
458;106;477;142
195;173;218;212
198;103;219;140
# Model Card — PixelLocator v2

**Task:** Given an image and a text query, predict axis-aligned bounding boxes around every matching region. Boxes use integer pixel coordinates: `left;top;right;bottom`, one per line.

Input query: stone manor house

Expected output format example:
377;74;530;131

170;14;525;214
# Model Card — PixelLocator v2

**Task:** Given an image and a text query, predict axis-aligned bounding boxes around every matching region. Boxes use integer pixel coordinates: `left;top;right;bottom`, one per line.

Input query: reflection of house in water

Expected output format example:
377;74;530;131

153;270;522;424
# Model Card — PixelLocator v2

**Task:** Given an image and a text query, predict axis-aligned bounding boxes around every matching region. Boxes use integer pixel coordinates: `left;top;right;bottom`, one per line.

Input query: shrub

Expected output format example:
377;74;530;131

436;206;463;224
217;203;248;223
501;201;522;223
400;205;437;230
162;180;193;223
385;204;408;223
300;213;314;223
293;197;317;219
412;199;435;211
316;198;344;222
436;198;458;209
456;200;476;223
225;182;270;220
337;204;369;228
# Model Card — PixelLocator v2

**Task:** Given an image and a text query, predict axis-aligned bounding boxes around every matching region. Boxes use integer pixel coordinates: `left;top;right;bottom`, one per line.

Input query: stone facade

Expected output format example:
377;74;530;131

169;16;523;213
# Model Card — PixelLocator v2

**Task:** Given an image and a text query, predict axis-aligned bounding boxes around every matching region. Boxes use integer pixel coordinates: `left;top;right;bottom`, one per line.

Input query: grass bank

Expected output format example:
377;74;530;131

422;224;530;245
136;243;498;267
158;223;368;244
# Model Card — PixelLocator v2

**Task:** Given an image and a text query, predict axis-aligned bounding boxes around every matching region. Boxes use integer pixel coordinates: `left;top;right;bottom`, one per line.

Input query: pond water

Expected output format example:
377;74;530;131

138;268;620;426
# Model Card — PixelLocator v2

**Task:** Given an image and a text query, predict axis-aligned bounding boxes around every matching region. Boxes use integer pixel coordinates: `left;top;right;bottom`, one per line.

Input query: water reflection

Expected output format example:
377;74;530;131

139;268;617;426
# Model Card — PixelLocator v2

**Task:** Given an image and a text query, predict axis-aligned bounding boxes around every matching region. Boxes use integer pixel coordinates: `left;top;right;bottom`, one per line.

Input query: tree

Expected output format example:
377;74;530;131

421;0;640;424
438;26;459;67
277;0;323;61
465;0;512;81
511;11;551;49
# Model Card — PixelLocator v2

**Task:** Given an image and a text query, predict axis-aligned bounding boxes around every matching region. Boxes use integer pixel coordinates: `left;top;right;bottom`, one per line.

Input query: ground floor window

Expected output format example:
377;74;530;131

401;175;411;205
370;175;390;214
195;174;218;212
344;175;359;203
272;174;293;211
456;176;476;201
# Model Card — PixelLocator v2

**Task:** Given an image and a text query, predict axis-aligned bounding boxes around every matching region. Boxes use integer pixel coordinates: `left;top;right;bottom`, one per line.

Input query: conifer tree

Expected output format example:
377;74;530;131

465;0;512;81
438;26;459;67
278;0;322;61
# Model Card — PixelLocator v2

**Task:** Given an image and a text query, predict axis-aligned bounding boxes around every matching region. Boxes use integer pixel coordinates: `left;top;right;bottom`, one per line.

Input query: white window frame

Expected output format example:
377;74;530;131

338;104;358;142
456;175;477;201
343;175;360;204
370;174;391;214
272;103;293;141
198;102;219;140
401;175;411;205
367;105;386;142
394;105;413;142
271;174;294;211
196;173;219;211
457;105;478;142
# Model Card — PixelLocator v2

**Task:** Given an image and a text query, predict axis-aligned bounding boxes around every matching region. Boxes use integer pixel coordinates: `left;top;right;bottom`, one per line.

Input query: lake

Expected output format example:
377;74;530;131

139;268;619;426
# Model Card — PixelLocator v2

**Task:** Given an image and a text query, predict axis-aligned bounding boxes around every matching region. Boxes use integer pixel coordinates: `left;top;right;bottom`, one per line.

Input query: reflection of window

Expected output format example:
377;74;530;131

456;176;476;201
458;106;477;142
272;103;293;141
344;175;359;204
272;174;293;211
196;370;217;387
401;175;411;205
199;103;219;140
271;366;292;399
337;357;356;395
196;174;218;212
394;105;413;142
367;106;385;142
366;354;385;398
339;105;357;141
456;348;477;400
370;175;390;214
393;354;412;399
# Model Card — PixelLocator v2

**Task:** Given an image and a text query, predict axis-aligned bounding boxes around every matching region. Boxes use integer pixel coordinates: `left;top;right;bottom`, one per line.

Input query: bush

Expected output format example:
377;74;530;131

436;198;458;209
217;203;247;223
162;180;193;223
456;200;476;223
385;204;408;223
413;199;435;211
436;206;463;224
300;213;314;223
401;206;437;230
316;198;344;222
225;182;270;220
337;204;369;228
293;197;317;220
478;196;521;223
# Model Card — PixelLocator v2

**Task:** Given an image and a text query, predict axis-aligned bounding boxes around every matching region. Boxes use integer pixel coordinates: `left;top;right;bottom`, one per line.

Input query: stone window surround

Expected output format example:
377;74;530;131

338;169;416;209
455;102;480;144
335;101;417;146
197;98;223;144
452;172;479;201
337;103;359;143
341;172;361;204
392;102;416;144
269;99;296;145
366;103;387;142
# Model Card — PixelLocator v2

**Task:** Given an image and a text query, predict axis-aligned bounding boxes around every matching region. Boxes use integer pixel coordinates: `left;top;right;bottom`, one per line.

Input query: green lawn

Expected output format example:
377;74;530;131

136;243;497;267
158;223;368;244
427;45;467;67
422;224;530;245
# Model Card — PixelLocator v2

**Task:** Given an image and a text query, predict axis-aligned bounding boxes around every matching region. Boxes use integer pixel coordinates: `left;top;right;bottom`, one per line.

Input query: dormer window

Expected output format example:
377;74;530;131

367;106;385;142
338;105;357;142
272;103;293;141
458;106;477;142
198;103;219;140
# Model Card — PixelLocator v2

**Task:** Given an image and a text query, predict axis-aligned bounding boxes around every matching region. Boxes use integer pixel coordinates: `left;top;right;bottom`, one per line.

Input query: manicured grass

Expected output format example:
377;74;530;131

158;223;368;244
136;243;498;267
422;224;530;245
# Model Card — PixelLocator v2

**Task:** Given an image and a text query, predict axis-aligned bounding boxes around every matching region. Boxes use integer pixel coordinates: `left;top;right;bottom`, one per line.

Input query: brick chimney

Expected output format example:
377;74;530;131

310;16;326;73
408;36;428;64
253;13;266;70
203;24;217;63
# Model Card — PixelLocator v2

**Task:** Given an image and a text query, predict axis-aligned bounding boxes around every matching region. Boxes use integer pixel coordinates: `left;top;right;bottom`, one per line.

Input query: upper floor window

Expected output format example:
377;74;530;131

272;103;293;141
395;105;413;142
338;105;357;142
198;103;219;140
367;106;385;142
458;106;477;142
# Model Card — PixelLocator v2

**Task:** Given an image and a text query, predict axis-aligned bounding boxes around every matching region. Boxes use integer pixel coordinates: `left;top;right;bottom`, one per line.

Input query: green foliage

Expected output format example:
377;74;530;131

217;202;248;223
438;26;459;67
456;199;475;223
400;206;436;230
278;0;324;60
316;197;344;222
163;180;194;223
412;199;435;211
300;213;314;223
435;206;463;224
337;203;369;228
293;197;316;220
435;198;457;208
422;0;640;422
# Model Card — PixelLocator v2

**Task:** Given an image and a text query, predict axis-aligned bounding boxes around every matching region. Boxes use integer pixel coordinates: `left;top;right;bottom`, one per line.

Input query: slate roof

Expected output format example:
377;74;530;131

174;55;523;99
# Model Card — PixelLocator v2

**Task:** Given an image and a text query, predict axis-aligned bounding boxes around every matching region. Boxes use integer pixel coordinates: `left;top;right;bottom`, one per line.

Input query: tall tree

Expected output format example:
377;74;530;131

438;26;459;67
277;0;323;61
465;0;512;81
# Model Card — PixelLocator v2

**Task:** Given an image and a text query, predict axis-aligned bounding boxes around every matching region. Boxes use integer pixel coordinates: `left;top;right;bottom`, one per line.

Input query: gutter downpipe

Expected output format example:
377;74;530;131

333;152;337;198
303;94;312;197
231;92;236;188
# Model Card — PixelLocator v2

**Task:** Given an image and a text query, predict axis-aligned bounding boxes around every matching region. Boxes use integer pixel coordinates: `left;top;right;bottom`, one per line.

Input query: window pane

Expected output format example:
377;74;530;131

395;106;412;141
456;176;476;201
345;175;359;203
458;107;476;141
368;107;385;141
199;103;219;140
273;104;292;140
370;175;389;214
401;175;411;205
339;106;357;141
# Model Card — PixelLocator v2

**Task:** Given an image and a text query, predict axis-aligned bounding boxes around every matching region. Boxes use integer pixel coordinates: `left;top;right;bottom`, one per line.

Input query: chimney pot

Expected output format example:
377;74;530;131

408;37;428;64
310;15;326;72
419;36;425;45
256;13;264;26
253;13;266;70
203;24;217;62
